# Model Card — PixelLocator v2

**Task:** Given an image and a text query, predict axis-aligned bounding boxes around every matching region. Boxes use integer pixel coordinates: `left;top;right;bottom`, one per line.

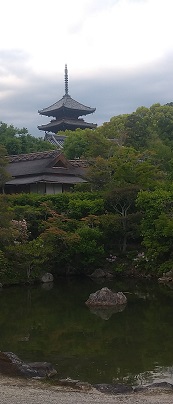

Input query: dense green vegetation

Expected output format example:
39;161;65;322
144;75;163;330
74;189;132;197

0;122;54;155
1;103;173;284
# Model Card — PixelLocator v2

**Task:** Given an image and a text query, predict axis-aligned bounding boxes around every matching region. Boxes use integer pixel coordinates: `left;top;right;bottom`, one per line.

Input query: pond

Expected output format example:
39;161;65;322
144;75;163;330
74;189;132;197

0;277;173;386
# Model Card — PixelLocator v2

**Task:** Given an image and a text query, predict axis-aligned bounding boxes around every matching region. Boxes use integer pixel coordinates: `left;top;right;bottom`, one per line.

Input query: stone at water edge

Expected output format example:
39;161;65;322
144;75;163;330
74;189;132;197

0;352;57;378
94;383;133;395
27;362;57;378
85;287;127;307
90;268;114;279
41;273;54;283
134;382;173;392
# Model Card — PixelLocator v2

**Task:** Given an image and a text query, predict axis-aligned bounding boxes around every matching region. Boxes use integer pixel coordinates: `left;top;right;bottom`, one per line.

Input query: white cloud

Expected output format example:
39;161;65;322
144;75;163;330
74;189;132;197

1;0;173;134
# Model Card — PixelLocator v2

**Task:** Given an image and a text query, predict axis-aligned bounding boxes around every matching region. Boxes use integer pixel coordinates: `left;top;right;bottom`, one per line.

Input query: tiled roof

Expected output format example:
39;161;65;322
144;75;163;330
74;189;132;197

9;150;61;163
38;94;96;117
44;134;67;149
7;150;87;180
38;118;97;133
6;174;87;185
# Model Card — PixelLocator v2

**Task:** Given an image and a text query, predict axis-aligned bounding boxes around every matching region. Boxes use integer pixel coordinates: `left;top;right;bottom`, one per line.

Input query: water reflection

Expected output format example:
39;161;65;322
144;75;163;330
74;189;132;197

0;278;173;385
88;304;126;320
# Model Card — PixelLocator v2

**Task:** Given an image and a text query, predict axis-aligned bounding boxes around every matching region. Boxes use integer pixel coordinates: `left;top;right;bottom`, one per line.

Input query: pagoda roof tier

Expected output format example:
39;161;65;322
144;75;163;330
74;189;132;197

38;118;97;133
38;94;96;118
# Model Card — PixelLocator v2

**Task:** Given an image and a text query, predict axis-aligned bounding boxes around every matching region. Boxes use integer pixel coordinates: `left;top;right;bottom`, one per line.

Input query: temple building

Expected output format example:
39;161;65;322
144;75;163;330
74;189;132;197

3;150;87;194
38;65;97;147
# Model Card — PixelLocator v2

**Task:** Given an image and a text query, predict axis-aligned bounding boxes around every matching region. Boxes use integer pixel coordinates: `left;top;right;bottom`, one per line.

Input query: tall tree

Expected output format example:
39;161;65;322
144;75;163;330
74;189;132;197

0;122;54;155
0;145;11;192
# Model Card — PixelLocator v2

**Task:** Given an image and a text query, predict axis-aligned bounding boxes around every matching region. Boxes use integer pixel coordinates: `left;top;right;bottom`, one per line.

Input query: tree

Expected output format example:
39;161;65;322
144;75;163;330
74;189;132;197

86;147;164;191
0;145;11;192
104;186;141;252
136;188;173;273
0;122;54;155
63;128;112;159
98;114;128;146
86;157;113;190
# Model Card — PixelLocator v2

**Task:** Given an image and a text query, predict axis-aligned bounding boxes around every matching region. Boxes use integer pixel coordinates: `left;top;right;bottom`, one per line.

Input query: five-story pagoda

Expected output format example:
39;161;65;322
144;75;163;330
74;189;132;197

38;65;97;135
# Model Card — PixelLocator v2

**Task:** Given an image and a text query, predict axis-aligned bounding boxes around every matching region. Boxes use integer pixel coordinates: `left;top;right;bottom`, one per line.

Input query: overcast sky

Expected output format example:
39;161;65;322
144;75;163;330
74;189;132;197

1;0;173;137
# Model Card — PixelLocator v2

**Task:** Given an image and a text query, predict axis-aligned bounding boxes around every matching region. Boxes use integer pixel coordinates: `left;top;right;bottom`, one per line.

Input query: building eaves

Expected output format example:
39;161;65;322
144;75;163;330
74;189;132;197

38;94;96;117
6;175;87;185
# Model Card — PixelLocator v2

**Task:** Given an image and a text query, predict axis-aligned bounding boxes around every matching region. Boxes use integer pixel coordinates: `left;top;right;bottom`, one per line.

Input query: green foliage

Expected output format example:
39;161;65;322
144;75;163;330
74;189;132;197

86;147;164;191
0;145;11;190
0;122;54;155
74;226;104;268
3;101;173;280
136;188;173;272
67;198;104;219
63;128;112;159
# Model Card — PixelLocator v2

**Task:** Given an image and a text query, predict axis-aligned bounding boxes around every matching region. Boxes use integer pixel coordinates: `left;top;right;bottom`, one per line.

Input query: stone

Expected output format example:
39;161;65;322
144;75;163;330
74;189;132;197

94;383;133;395
58;378;92;391
90;269;106;278
158;276;173;283
27;362;57;378
41;273;54;283
75;381;92;391
85;287;127;307
165;270;173;278
0;352;38;378
134;382;173;392
58;377;80;387
90;269;114;279
0;352;57;379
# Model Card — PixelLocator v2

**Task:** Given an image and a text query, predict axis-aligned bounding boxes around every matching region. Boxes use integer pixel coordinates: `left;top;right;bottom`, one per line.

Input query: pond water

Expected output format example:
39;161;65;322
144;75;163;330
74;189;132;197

0;277;173;386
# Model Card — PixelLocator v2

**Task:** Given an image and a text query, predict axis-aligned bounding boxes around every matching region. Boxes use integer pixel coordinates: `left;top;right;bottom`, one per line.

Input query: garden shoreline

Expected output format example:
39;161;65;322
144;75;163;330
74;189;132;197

0;376;173;404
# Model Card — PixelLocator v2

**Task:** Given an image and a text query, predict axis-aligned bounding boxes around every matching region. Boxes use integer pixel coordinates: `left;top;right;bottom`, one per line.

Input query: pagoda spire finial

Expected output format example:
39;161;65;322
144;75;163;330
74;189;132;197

64;64;69;95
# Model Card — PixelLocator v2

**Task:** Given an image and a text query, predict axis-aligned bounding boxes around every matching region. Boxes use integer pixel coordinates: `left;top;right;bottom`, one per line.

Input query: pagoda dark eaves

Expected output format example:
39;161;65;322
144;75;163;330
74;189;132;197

38;65;97;134
38;94;96;118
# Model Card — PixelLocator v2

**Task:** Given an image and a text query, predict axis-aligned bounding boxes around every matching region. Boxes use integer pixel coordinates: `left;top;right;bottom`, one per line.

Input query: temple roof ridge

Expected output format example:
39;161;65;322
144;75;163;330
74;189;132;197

38;93;96;117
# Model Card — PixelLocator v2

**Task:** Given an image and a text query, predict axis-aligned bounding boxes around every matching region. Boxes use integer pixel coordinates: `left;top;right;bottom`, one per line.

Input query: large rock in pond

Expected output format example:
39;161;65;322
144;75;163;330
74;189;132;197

85;287;127;307
0;352;57;379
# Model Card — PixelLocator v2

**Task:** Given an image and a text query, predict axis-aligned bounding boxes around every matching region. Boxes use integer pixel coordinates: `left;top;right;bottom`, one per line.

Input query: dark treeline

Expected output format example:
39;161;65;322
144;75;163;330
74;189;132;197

1;102;173;284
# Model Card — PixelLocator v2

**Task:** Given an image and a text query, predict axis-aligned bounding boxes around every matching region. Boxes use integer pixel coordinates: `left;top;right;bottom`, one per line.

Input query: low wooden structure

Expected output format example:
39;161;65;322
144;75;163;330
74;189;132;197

4;150;87;194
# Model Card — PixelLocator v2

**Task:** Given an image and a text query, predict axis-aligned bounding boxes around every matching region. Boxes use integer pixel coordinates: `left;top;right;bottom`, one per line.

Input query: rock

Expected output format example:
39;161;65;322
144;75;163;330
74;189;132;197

85;287;127;307
27;362;57;378
158;269;173;283
58;378;80;388
134;382;173;392
94;383;133;395
75;381;92;391
90;269;107;278
165;270;173;278
158;276;173;283
0;352;57;379
90;269;114;279
0;352;38;378
41;273;54;283
58;378;92;391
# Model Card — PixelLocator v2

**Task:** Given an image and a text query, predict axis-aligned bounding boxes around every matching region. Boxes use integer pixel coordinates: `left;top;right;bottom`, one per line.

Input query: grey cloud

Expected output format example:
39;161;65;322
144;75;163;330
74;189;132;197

1;55;173;137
